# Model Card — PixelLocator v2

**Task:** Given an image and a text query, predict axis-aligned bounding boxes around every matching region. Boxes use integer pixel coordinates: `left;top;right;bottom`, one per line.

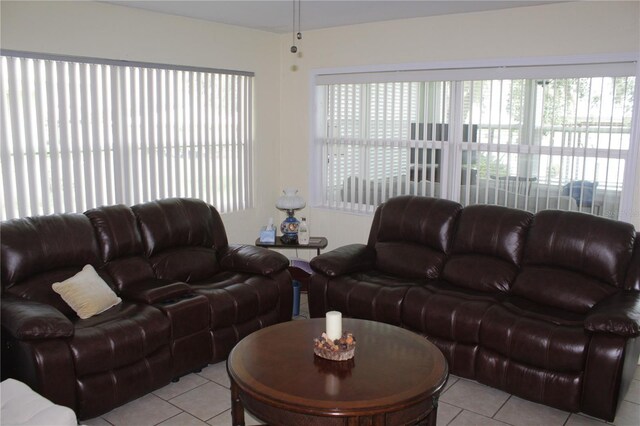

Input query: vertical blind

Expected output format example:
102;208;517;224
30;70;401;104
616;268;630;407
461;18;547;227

0;52;253;220
316;63;636;219
458;77;635;218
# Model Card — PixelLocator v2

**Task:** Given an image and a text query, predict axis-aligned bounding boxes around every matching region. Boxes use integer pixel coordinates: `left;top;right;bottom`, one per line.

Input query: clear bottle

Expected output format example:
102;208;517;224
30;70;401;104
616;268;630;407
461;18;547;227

298;217;309;245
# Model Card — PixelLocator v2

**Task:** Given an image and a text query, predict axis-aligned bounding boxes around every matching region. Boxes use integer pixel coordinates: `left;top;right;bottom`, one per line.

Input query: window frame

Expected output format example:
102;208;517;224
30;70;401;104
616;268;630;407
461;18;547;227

310;53;640;223
0;50;255;219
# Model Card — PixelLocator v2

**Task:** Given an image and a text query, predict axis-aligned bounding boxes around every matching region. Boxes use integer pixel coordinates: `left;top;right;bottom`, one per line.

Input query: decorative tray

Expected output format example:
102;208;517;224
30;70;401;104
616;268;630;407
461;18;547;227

313;332;356;361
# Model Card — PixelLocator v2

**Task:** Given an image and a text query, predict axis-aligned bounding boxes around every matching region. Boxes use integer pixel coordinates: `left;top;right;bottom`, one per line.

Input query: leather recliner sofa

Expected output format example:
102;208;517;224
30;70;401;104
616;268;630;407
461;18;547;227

1;198;292;419
309;195;640;421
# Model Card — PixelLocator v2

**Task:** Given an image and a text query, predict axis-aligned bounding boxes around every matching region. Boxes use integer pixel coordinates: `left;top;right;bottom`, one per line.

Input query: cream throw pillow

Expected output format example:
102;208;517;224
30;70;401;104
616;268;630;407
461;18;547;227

52;265;122;319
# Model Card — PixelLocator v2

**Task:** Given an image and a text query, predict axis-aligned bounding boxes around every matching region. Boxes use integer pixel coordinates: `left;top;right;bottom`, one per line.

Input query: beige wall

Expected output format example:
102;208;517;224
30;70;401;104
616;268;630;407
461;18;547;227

1;1;639;249
278;1;640;253
0;0;282;244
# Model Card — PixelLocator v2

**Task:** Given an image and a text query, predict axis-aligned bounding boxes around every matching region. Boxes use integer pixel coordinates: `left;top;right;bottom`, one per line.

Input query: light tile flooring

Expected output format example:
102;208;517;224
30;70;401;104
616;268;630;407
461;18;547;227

85;295;640;426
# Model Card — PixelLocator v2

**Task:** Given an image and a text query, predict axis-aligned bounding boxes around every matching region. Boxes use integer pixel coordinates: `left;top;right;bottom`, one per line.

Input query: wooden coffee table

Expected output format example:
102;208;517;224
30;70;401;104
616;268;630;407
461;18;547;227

227;318;448;425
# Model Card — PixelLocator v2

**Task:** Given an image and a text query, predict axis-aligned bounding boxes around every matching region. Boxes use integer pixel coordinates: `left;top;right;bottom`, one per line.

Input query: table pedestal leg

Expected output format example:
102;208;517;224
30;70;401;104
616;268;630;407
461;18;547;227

426;405;438;426
426;395;439;426
230;381;245;426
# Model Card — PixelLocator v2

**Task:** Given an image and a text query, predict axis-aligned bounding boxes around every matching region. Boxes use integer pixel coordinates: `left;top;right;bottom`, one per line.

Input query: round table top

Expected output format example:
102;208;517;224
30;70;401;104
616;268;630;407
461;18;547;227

227;318;448;417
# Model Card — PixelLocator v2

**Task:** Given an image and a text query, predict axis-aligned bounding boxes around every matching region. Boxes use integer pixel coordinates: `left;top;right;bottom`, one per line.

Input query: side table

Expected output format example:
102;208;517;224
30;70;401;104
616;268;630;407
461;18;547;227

255;236;328;296
255;236;328;256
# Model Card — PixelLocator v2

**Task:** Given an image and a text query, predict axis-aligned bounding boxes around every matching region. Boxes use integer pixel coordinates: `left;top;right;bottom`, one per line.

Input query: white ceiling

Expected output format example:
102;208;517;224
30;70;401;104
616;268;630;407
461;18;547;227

102;1;565;34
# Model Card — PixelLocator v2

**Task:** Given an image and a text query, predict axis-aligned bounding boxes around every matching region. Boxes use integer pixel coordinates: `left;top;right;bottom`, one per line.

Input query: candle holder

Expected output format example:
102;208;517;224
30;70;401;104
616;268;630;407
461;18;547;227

314;356;355;378
313;332;356;361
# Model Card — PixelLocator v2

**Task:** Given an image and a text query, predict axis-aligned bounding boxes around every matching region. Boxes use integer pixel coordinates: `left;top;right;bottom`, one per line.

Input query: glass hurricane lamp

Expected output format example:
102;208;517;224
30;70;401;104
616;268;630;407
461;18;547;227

275;189;306;244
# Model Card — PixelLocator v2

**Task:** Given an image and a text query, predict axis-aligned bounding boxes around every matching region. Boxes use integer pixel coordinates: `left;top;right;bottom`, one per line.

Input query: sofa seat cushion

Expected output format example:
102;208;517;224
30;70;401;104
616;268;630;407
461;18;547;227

69;302;170;376
190;271;282;329
120;280;192;305
500;296;586;327
480;303;590;373
403;283;498;343
325;270;425;325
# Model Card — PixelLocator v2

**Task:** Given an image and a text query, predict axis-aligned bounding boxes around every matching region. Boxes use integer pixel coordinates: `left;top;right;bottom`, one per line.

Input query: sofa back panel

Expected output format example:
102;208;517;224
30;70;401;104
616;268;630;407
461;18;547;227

85;205;157;290
375;241;445;279
1;214;100;288
4;268;84;317
441;255;519;293
501;295;586;327
524;211;635;288
375;196;462;253
150;247;220;282
512;266;618;314
85;205;144;263
132;198;228;257
366;206;383;248
104;258;156;292
625;233;640;291
451;205;533;265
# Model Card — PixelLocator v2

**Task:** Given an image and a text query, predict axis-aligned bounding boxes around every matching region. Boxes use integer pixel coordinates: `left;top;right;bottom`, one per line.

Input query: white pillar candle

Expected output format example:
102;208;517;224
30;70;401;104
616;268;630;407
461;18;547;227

326;311;342;341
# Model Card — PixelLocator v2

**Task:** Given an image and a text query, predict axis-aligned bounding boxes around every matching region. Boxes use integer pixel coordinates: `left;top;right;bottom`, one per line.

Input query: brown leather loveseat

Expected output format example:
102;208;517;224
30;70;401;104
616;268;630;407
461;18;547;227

1;198;292;419
309;196;640;421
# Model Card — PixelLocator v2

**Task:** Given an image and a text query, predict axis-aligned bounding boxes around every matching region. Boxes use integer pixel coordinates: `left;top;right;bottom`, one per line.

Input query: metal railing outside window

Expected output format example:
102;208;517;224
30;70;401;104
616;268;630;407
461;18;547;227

315;65;636;220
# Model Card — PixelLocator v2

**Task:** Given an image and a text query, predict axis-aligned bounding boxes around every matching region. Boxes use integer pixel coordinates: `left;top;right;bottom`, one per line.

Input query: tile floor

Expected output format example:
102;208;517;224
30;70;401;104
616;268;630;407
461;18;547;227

85;295;640;426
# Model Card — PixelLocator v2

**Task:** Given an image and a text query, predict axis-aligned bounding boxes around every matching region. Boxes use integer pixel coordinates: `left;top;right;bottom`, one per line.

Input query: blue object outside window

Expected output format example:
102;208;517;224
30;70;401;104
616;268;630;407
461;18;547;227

562;181;597;207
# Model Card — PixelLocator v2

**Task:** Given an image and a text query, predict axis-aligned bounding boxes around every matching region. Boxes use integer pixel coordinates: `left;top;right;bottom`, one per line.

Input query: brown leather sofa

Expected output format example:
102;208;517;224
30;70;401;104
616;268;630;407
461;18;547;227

309;196;640;421
1;198;292;419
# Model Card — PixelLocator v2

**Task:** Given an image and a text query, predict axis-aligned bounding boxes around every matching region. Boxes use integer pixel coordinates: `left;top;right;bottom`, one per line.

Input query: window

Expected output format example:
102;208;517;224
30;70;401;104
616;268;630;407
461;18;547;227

315;62;637;220
0;51;253;220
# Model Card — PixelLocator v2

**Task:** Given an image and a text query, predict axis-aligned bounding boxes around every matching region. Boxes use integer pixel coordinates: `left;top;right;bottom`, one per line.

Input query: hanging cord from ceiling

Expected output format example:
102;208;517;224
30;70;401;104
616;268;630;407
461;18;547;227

291;0;302;53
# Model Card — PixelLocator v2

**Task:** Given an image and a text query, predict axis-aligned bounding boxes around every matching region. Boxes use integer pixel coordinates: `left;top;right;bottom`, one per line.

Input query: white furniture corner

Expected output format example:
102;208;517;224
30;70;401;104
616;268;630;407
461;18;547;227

1;378;78;426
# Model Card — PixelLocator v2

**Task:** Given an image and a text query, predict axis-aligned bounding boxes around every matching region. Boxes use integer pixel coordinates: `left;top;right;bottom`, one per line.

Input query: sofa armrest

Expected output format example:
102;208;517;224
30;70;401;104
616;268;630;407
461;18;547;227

220;244;289;276
120;280;192;304
310;244;375;277
1;297;74;340
585;291;640;337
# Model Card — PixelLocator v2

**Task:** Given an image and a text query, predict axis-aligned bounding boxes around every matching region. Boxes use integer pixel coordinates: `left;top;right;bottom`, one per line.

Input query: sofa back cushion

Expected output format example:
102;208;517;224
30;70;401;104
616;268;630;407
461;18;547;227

442;205;533;293
1;214;102;316
132;198;228;282
85;205;156;291
512;210;635;313
512;267;617;314
372;196;462;279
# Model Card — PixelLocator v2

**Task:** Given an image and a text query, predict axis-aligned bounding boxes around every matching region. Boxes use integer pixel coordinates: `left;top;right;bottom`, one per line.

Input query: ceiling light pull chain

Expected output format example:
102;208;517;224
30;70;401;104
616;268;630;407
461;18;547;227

290;0;297;53
297;0;302;40
291;0;301;53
